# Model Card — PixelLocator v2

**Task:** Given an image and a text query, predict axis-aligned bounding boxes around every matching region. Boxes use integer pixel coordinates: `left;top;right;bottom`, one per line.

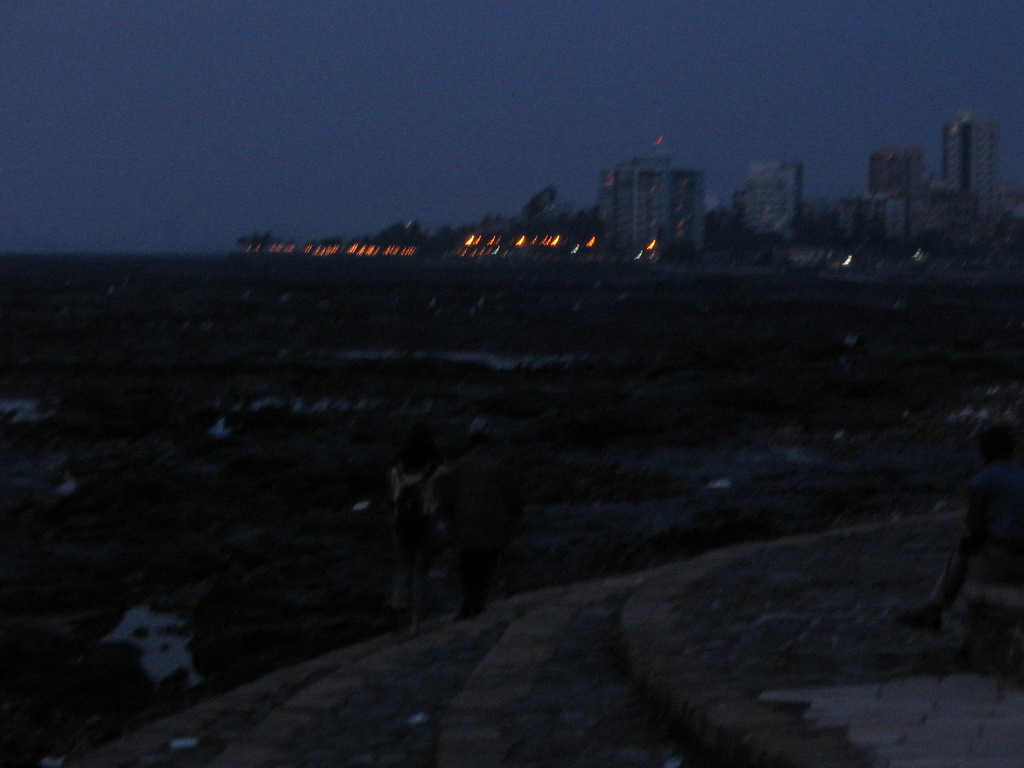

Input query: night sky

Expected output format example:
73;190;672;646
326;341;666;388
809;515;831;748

2;1;1021;254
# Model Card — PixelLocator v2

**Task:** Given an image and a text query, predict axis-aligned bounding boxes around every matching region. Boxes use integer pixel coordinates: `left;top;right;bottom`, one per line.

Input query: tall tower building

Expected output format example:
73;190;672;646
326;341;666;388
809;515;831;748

599;153;705;255
942;112;999;217
867;146;925;237
743;160;803;238
869;146;924;197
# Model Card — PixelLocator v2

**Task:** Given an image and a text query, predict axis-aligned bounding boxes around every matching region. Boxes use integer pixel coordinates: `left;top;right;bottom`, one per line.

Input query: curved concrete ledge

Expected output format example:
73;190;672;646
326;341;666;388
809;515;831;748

617;518;958;768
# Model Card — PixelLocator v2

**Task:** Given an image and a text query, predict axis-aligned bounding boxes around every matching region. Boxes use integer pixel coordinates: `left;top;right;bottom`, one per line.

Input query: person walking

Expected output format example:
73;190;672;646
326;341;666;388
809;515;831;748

387;423;443;632
433;427;523;619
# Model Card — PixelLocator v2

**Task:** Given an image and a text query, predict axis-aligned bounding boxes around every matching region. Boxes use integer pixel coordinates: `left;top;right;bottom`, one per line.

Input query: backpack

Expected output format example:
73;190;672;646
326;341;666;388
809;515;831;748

393;469;434;541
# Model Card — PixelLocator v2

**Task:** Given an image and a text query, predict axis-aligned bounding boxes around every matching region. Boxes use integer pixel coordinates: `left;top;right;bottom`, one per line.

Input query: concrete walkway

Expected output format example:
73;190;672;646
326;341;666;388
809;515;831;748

760;677;1024;767
65;514;1024;768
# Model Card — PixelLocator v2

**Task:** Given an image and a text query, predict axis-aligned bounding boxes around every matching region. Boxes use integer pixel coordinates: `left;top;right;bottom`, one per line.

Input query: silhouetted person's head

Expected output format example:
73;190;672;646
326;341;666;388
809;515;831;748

976;422;1017;464
398;423;439;471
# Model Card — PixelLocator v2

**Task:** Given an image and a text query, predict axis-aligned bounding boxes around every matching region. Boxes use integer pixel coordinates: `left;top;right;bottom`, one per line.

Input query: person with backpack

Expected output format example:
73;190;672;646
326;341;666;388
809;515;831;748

387;423;442;632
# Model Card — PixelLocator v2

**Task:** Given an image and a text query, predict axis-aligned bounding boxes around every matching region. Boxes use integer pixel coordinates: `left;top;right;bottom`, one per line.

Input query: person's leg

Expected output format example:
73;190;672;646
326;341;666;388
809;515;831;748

474;549;501;610
456;550;480;619
931;547;971;608
409;538;434;631
900;545;972;631
457;549;500;619
391;530;416;609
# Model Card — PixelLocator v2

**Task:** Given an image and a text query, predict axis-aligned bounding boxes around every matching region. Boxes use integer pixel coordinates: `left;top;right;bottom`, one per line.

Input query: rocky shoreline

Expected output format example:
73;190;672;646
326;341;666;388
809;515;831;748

3;257;1023;765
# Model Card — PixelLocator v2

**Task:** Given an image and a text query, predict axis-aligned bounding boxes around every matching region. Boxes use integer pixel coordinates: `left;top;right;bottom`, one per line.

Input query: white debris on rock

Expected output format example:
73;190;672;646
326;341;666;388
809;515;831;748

0;398;52;423
102;605;202;686
55;474;78;497
208;418;232;439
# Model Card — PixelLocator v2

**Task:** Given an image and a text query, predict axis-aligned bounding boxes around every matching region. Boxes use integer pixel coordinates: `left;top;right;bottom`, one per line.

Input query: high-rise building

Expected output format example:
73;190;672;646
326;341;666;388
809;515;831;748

867;146;925;237
599;153;705;256
743;160;803;238
942;112;999;217
869;146;924;197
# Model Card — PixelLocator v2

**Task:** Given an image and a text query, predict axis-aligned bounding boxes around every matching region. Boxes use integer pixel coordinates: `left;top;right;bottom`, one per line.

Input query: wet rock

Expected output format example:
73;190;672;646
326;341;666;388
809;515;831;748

189;624;301;688
0;258;1010;757
62;642;156;712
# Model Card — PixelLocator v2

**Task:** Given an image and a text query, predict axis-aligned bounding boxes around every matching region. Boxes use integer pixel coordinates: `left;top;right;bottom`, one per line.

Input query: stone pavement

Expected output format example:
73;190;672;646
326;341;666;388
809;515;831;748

64;512;1024;768
760;677;1024;767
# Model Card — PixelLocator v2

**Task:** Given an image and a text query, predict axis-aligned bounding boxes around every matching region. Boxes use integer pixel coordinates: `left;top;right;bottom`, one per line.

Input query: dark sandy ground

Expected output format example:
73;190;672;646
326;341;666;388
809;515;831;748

2;255;1023;765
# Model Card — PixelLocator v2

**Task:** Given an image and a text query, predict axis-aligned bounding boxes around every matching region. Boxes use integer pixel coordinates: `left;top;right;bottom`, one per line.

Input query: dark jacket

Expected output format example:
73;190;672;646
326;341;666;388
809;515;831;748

435;448;523;551
964;460;1024;553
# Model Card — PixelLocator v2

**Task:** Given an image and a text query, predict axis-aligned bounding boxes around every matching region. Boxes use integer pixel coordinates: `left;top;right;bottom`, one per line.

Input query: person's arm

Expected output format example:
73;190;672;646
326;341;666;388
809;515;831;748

388;466;403;508
424;465;447;518
430;465;454;525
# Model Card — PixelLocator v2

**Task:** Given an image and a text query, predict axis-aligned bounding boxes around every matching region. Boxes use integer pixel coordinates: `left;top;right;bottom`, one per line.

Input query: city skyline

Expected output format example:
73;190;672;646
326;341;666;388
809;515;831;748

1;2;1022;254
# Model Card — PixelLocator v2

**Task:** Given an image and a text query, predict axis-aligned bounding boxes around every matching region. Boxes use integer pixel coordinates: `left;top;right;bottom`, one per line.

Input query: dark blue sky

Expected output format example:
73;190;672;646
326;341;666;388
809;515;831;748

2;1;1022;253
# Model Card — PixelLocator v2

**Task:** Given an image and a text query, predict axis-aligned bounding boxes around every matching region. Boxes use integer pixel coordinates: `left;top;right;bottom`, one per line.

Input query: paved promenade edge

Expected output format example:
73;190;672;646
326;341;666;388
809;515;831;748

64;513;965;767
619;515;961;768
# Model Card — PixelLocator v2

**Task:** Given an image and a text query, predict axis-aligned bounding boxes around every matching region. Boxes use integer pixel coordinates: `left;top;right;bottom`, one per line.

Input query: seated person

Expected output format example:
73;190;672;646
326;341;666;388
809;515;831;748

901;421;1024;632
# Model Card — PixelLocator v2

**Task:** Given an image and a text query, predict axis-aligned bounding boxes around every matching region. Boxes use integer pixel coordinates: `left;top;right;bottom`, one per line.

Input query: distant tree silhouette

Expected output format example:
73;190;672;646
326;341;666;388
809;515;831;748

563;206;603;242
237;231;274;252
522;186;557;221
371;221;427;246
432;224;474;252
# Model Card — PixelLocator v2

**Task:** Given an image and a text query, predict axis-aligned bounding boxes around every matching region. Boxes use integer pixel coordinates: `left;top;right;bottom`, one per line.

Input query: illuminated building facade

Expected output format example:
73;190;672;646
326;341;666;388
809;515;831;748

598;154;705;257
942;112;999;218
743;160;803;239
